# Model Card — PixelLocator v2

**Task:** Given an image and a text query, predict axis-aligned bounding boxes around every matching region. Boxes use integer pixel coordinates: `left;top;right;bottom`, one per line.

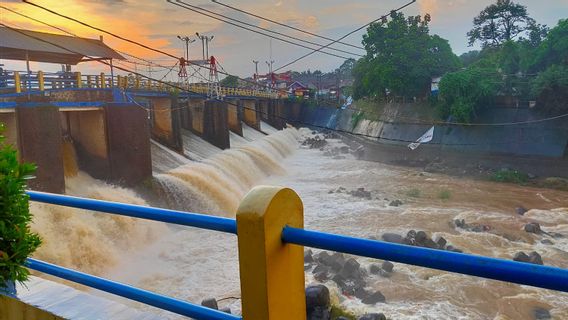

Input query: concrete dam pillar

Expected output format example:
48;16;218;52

187;98;205;135
242;99;260;130
16;105;65;194
226;98;243;136
204;100;230;150
104;103;152;186
258;99;269;122
63;104;152;186
149;97;182;152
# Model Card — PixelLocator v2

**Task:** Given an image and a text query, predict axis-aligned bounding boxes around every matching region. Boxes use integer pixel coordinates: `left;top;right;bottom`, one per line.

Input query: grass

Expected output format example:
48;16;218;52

438;189;452;200
490;169;529;184
406;188;421;198
330;305;357;320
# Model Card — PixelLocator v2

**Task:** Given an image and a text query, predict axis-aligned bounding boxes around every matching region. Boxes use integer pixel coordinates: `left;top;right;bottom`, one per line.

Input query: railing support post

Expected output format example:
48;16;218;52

236;186;306;320
76;72;82;88
100;73;106;88
14;71;21;93
38;71;44;91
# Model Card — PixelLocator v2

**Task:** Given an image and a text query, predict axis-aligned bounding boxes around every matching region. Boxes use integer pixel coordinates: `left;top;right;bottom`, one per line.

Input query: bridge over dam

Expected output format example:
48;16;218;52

0;70;304;194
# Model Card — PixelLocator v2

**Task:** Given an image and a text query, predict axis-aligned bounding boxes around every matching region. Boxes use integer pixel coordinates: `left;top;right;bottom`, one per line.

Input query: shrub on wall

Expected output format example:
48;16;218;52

0;123;41;291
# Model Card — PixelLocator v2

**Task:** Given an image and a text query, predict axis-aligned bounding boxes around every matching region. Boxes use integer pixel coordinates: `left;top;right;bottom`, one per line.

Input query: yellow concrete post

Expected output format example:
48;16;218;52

14;72;21;93
38;71;45;91
100;73;106;88
135;76;140;89
236;186;306;320
75;72;82;88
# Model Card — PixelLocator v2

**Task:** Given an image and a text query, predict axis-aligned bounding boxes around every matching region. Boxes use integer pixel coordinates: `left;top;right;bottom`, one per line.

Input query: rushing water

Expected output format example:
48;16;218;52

32;129;568;319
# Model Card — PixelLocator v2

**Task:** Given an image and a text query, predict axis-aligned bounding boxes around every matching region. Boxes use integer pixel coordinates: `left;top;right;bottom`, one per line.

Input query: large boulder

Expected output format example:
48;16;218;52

316;251;344;272
369;264;381;275
312;264;331;282
515;206;528;215
361;291;386;304
306;285;331;320
533;307;552;320
359;313;386;320
381;261;394;273
381;233;404;244
513;251;543;265
524;222;542;234
201;298;218;310
305;249;315;263
340;258;363;280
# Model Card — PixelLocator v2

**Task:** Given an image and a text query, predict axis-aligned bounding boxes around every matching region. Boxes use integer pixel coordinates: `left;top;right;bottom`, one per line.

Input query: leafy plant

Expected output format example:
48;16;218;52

490;169;529;184
0;123;41;287
438;189;452;200
330;305;357;320
406;188;421;198
351;112;365;130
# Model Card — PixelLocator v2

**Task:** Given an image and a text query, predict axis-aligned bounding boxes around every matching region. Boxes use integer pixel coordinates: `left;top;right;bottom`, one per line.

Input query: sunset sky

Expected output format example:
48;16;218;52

1;0;567;80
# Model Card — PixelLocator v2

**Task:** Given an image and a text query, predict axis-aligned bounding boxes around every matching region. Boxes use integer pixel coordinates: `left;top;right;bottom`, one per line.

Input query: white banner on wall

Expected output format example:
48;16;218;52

408;126;435;150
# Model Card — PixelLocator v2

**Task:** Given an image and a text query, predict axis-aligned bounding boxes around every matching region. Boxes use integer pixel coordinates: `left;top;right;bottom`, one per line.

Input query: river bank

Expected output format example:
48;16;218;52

331;130;568;191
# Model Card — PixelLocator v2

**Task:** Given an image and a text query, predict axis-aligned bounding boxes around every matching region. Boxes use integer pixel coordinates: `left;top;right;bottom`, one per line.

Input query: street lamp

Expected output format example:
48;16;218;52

177;35;195;60
196;32;214;60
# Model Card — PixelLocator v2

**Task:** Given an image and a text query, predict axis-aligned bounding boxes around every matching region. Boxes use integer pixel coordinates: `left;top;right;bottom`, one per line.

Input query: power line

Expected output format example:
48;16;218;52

173;0;363;58
167;0;358;60
3;10;565;129
20;0;286;95
274;0;417;72
3;21;563;147
211;0;365;51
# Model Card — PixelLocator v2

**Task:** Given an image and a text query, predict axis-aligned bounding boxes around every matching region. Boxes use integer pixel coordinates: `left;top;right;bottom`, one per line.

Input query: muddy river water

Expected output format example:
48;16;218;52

32;128;568;319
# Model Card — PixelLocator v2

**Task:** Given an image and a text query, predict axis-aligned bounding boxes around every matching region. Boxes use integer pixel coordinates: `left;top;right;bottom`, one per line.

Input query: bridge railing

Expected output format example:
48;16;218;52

0;70;278;99
23;187;568;319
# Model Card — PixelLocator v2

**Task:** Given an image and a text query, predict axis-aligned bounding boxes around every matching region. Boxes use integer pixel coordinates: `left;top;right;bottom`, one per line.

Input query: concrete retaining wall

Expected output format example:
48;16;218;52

1;295;63;320
0;112;18;148
299;104;568;158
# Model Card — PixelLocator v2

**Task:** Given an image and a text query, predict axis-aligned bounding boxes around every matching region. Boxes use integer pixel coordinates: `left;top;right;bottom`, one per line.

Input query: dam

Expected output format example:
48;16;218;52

1;23;567;320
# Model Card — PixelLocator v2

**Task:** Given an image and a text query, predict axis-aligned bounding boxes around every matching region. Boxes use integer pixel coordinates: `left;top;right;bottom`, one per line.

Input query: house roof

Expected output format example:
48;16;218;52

0;27;125;65
287;81;309;90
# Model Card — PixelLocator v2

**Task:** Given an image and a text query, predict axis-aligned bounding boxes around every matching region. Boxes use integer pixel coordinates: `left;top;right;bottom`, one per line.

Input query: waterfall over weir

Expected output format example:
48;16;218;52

154;128;300;215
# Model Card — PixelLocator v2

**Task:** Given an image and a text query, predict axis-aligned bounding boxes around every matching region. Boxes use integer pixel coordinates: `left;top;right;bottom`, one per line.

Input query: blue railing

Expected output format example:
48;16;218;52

24;190;568;320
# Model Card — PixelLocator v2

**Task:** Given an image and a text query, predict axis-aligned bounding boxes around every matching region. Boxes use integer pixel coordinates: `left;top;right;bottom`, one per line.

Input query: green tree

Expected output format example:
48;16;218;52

438;66;501;122
354;12;459;99
531;19;568;70
531;64;568;115
459;50;481;67
219;75;239;87
0;124;41;289
467;0;535;48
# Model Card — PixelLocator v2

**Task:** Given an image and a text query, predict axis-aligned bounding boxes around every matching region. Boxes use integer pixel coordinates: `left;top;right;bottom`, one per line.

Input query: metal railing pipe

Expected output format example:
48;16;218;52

27;191;237;234
282;227;568;292
26;259;241;320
